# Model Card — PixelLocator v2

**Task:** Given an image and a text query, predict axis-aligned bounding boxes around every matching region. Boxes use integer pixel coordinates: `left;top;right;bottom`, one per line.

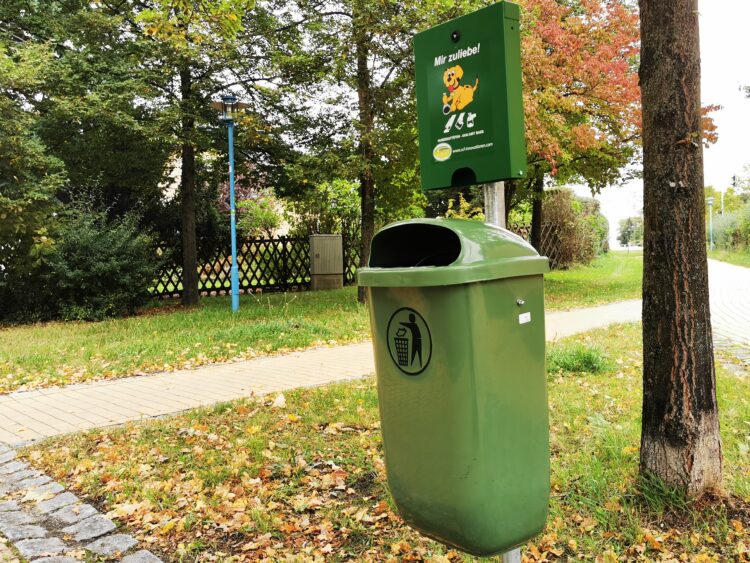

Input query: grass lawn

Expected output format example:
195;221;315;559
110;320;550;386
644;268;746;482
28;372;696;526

22;324;750;561
709;248;750;269
545;250;642;310
0;252;642;394
0;289;370;394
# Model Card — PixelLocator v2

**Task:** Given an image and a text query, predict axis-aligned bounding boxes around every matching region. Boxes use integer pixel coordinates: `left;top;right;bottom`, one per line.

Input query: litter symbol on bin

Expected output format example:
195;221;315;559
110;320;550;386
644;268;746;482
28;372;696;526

387;308;432;376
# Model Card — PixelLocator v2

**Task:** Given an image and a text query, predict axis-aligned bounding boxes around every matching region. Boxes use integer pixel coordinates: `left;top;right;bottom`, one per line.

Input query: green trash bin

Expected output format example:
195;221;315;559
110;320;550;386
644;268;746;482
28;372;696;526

358;218;550;556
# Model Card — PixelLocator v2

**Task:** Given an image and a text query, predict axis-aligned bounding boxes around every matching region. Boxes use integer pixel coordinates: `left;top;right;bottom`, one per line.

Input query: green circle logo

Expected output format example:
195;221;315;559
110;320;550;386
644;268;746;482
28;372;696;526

433;142;453;162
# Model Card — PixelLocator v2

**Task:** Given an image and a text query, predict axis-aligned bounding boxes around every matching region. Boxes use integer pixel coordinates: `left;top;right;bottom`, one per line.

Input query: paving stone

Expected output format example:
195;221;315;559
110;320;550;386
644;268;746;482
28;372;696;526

14;537;67;559
0;510;36;527
0;461;27;475
24;482;65;502
121;550;162;563
0;501;19;512
49;503;97;525
11;475;52;492
4;470;41;485
61;514;115;542
0;524;47;541
85;533;138;556
29;558;79;563
36;493;79;515
0;443;10;454
0;450;16;465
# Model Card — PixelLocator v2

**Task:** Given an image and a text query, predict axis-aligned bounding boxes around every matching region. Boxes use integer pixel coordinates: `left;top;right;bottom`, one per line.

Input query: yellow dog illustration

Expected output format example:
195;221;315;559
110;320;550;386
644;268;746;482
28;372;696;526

442;65;478;114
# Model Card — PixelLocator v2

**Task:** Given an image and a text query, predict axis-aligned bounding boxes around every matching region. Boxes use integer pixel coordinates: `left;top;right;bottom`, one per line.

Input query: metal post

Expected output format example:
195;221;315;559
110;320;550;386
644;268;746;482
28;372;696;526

228;119;240;312
484;181;506;229
484;180;520;563
707;196;714;251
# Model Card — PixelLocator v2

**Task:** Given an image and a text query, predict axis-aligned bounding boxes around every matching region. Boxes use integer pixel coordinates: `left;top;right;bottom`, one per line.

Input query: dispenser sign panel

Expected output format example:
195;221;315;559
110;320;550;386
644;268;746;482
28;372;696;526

431;46;493;164
414;2;527;190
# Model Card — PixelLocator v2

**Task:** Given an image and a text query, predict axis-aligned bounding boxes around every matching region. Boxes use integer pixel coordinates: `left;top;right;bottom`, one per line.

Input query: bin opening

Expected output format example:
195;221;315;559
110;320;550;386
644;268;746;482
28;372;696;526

369;223;461;268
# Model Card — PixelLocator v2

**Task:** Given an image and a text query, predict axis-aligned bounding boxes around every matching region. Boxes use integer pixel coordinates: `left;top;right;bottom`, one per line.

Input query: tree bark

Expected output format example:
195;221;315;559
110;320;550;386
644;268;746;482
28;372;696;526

530;170;544;252
504;179;516;225
353;3;375;305
180;65;199;306
639;0;722;495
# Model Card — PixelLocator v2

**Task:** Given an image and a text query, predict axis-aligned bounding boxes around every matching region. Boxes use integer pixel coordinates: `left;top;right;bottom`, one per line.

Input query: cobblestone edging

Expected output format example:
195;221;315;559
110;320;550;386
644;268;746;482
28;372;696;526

0;443;161;562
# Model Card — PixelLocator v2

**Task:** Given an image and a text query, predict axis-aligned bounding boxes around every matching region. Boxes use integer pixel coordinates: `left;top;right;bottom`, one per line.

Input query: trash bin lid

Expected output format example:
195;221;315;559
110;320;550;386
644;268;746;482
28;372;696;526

358;218;549;287
358;219;549;287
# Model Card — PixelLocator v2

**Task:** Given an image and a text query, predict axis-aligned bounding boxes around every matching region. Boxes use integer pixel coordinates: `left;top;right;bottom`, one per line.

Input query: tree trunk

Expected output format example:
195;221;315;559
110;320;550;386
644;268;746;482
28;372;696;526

180;65;199;306
530;170;544;252
639;0;722;495
353;5;375;305
504;179;516;226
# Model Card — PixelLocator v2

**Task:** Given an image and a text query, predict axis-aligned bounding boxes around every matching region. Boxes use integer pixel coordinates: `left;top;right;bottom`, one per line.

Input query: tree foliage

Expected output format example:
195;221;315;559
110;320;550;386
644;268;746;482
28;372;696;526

521;0;641;185
236;189;283;238
617;216;644;247
0;40;66;275
285;179;361;237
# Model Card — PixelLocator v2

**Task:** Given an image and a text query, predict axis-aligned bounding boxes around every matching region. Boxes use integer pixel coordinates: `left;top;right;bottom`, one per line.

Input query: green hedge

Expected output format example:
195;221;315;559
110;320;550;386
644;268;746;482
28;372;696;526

712;203;750;250
0;208;159;322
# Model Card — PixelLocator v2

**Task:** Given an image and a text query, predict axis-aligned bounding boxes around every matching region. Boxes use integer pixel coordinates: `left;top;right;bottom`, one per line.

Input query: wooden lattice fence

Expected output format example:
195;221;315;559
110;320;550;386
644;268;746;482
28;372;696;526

151;234;360;299
342;221;361;286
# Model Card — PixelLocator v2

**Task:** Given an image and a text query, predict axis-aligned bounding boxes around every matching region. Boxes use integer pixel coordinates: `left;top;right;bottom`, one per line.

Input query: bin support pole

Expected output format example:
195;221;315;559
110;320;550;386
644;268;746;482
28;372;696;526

484;182;505;228
484;181;521;563
484;181;506;229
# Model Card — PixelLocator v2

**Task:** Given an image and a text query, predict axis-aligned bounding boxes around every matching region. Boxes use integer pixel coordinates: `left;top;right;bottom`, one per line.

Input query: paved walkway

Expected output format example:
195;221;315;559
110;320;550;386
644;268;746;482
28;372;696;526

707;259;750;363
0;300;641;447
0;258;746;447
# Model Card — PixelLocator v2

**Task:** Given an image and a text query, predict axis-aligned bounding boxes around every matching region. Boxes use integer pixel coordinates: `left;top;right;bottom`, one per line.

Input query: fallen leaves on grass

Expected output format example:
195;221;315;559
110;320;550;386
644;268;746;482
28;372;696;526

21;324;750;561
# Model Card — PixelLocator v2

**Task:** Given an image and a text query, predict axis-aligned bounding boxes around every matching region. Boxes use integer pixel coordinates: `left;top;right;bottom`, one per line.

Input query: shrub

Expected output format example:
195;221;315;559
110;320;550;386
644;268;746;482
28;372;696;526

45;210;159;321
236;190;283;238
547;343;611;374
445;193;485;221
713;203;750;250
0;208;160;322
541;189;608;269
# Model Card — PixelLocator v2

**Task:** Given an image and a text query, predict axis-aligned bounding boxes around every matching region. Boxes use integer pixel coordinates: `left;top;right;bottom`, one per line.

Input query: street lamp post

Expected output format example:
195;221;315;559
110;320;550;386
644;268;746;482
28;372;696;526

220;95;240;312
707;196;714;251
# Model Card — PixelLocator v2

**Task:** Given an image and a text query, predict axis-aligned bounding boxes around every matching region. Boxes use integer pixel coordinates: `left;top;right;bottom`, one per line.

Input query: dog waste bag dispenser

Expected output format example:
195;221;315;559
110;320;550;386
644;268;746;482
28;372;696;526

358;219;550;556
414;1;526;190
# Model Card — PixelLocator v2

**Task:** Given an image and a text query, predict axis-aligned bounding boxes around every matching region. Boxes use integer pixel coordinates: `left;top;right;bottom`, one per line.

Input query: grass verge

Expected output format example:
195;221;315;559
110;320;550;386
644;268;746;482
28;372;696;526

22;324;750;561
709;249;750;269
545;250;642;310
0;253;643;395
0;289;370;394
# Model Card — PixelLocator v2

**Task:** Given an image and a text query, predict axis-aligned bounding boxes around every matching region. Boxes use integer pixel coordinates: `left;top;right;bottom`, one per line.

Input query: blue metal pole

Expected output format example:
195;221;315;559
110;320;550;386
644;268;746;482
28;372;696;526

228;119;240;312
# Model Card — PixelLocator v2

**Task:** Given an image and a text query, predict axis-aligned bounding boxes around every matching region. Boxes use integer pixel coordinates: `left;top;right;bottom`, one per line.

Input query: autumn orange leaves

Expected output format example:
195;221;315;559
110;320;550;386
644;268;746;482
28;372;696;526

519;0;641;171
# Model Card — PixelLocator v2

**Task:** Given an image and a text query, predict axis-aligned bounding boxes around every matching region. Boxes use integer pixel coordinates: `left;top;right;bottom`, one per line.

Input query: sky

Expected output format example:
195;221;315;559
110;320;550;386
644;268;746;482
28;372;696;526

573;1;750;248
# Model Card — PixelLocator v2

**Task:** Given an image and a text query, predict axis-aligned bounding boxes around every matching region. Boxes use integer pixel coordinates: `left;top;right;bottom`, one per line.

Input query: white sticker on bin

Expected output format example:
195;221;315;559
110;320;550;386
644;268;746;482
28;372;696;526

519;312;531;325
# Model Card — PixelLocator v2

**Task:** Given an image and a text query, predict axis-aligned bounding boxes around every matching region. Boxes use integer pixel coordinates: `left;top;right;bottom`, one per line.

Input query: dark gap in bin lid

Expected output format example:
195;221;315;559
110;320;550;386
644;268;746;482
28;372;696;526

359;218;549;287
369;223;461;268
